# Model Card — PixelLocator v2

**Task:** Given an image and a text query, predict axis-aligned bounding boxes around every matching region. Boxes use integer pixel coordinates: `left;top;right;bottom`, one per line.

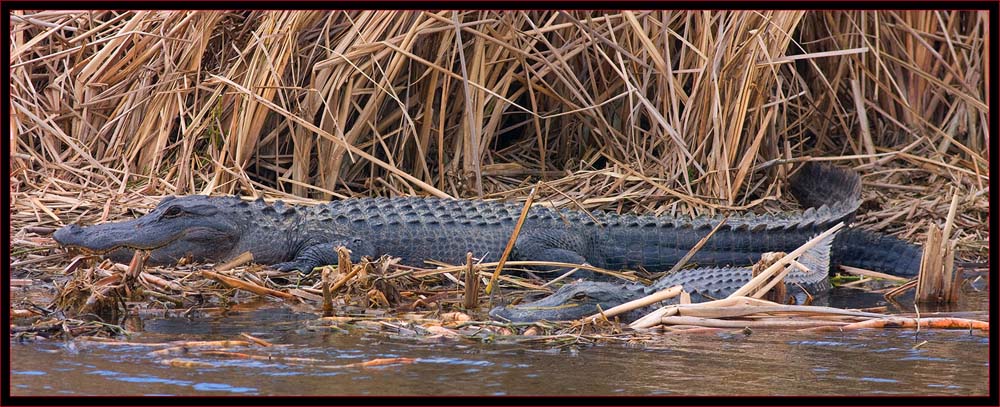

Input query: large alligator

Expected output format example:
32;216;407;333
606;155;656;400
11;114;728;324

490;231;837;323
53;163;921;283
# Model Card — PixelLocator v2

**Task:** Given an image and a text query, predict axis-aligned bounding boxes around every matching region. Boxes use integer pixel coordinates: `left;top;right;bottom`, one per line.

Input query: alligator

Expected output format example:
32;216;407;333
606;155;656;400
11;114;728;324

489;231;837;323
486;162;928;322
53;163;921;282
488;225;926;322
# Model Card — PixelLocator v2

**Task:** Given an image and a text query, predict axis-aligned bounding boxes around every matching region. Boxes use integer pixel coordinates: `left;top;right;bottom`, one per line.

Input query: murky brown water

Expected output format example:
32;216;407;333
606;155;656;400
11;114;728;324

10;289;990;396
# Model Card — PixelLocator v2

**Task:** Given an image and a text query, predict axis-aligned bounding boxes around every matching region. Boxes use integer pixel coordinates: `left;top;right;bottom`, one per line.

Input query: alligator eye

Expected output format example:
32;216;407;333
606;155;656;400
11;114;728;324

162;206;184;219
571;292;589;301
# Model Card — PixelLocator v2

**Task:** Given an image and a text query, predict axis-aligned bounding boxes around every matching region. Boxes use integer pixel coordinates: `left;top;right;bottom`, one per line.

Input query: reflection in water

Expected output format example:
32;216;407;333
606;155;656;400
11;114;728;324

10;291;989;396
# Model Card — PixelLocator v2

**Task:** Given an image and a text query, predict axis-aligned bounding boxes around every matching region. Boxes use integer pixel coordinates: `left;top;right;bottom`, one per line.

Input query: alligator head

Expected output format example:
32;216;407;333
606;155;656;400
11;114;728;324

53;195;242;265
489;281;646;322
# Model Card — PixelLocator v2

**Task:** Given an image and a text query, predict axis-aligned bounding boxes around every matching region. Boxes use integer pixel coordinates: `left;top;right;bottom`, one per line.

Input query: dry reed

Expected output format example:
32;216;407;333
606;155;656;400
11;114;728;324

10;11;988;261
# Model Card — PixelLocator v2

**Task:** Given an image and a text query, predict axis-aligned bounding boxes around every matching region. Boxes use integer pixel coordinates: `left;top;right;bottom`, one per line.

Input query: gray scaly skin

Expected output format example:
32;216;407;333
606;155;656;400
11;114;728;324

486;227;925;323
489;233;835;323
53;163;920;281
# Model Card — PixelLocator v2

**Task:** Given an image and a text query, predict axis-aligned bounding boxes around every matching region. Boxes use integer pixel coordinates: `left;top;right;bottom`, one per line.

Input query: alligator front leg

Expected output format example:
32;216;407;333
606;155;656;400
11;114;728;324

271;240;372;272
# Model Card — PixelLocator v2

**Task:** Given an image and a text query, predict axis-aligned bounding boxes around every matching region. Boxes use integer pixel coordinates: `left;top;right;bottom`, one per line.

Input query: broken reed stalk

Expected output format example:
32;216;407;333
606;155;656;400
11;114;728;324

630;296;776;329
10;279;33;287
329;247;358;294
74;250;149;317
884;279;919;302
915;190;960;303
12;309;39;319
540;267;583;288
582;285;683;323
149;341;253;356
838;265;911;283
463;252;480;310
321;265;334;317
213;251;254;271
728;222;843;299
648;301;989;332
486;183;538;294
659;315;849;329
81;274;122;315
201;270;296;300
675;304;886;319
805;316;989;332
840;316;988;331
122;250;147;300
749;252;789;302
139;272;185;292
240;333;274;347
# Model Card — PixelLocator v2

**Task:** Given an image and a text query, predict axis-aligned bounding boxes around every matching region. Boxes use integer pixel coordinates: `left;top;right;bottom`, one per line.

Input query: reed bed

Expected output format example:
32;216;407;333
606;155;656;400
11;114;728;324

10;10;989;255
9;10;990;342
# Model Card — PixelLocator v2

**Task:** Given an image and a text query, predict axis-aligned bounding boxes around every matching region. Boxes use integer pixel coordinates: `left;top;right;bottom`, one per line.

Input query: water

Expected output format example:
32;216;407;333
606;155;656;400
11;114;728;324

9;290;990;396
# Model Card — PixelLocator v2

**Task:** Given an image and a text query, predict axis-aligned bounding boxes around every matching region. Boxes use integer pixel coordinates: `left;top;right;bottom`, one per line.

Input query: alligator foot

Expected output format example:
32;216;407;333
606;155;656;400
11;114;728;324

271;260;318;273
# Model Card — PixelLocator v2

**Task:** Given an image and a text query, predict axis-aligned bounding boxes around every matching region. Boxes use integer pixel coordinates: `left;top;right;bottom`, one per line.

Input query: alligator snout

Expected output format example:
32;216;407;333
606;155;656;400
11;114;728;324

52;224;83;245
52;221;142;253
488;305;516;322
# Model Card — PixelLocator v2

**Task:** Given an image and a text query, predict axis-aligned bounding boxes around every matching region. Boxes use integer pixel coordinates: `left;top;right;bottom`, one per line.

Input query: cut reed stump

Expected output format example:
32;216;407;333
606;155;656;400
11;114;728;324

463;252;480;310
750;252;788;304
321;264;335;317
915;192;960;304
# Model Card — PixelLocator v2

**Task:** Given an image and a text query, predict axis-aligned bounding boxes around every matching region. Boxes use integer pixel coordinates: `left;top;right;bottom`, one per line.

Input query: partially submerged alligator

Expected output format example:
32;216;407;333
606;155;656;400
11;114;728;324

489;226;924;322
490;231;837;323
54;163;921;292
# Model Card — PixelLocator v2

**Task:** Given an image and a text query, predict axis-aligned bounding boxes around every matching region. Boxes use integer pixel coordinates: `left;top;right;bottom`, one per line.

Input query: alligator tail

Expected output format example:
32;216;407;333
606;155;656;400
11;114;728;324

788;162;862;223
832;228;923;278
790;164;923;278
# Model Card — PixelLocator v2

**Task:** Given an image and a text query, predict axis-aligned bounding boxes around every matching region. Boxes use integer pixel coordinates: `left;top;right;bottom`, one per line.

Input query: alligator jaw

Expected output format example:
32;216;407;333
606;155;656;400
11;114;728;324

58;241;176;255
490;281;646;322
51;213;235;266
53;222;182;254
490;302;585;320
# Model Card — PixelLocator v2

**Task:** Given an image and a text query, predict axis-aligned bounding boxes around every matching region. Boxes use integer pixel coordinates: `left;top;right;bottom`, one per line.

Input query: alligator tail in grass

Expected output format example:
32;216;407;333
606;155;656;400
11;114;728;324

489;231;836;323
53;163;921;280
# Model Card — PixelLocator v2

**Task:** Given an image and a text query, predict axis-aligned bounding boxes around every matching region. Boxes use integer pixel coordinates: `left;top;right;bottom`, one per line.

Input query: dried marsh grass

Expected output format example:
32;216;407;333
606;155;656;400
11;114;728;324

10;10;989;261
